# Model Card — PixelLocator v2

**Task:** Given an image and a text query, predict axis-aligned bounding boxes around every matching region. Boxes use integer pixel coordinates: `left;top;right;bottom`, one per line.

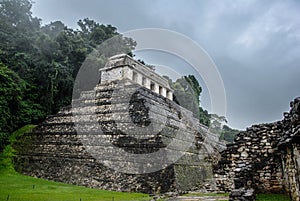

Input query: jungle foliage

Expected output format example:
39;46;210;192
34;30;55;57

0;0;135;150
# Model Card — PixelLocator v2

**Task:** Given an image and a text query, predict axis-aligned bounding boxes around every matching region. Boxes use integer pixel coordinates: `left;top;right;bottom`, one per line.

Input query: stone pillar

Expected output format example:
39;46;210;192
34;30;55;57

137;73;143;85
161;87;167;98
132;71;138;82
144;78;151;89
154;83;159;94
167;91;173;101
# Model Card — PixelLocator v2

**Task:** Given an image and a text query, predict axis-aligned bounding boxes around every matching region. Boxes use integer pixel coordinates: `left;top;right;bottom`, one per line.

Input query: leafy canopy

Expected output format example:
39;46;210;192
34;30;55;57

0;0;136;150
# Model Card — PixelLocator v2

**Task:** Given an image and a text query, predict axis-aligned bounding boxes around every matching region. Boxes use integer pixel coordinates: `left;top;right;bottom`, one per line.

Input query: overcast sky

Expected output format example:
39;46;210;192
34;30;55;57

32;0;300;130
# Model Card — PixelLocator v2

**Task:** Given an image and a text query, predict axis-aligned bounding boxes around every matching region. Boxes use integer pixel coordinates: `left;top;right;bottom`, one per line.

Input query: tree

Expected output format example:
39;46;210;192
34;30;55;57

0;0;40;31
78;18;118;48
0;0;137;128
220;125;239;143
0;0;137;150
0;63;44;151
41;21;66;38
209;114;239;142
209;114;227;136
165;75;211;126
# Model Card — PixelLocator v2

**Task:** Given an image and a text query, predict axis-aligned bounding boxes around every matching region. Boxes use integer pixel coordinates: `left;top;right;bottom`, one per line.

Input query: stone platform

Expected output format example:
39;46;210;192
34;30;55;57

13;79;225;194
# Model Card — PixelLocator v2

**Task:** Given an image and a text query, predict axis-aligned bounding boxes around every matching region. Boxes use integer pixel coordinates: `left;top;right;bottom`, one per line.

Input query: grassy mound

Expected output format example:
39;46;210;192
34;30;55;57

0;125;36;173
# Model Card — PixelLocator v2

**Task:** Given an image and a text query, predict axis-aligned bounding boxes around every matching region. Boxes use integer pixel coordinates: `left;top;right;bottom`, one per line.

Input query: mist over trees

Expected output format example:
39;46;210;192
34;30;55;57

0;0;136;150
0;0;237;150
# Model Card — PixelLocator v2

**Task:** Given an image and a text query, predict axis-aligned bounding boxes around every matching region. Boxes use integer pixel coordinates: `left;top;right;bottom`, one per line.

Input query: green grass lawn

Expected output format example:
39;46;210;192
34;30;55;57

256;193;291;201
0;172;150;201
0;125;150;201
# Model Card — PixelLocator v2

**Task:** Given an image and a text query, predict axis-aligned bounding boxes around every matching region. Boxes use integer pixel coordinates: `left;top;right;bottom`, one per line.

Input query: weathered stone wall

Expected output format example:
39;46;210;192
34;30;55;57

281;143;300;201
214;97;300;201
13;79;224;194
214;122;285;194
279;98;300;201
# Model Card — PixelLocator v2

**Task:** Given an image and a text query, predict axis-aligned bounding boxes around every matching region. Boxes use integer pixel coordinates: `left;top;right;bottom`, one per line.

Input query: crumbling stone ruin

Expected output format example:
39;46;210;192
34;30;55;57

214;97;300;201
13;54;225;194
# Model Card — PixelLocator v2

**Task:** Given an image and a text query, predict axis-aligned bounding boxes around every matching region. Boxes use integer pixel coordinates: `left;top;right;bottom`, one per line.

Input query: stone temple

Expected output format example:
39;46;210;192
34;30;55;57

11;54;300;200
13;54;225;194
100;54;174;101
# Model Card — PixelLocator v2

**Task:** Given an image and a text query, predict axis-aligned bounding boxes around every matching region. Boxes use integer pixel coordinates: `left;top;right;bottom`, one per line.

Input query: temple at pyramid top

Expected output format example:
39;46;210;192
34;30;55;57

99;54;173;100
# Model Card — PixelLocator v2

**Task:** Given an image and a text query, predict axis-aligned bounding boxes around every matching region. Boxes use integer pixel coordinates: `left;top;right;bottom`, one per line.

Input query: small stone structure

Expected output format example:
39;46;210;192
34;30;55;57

13;54;225;194
100;54;173;100
214;97;300;201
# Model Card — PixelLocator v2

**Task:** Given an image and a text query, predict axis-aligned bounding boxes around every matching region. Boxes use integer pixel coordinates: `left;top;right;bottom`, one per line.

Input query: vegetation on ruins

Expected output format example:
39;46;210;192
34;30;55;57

165;75;239;142
164;75;211;126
